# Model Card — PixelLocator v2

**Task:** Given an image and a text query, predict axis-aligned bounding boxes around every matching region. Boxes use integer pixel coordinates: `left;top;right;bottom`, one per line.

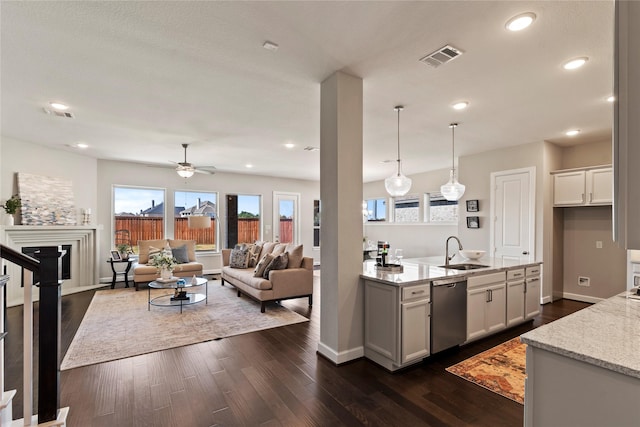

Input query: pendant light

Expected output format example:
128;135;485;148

385;106;412;197
440;123;466;201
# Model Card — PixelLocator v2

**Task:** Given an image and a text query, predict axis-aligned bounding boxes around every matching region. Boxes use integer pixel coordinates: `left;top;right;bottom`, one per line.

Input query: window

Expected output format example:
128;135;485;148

424;192;459;223
226;194;261;248
313;200;320;247
174;191;218;251
393;195;420;223
113;186;165;252
364;198;386;221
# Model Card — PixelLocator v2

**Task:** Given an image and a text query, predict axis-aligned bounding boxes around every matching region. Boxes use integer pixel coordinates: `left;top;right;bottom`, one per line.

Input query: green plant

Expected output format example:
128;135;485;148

116;243;130;254
2;194;21;215
149;252;177;271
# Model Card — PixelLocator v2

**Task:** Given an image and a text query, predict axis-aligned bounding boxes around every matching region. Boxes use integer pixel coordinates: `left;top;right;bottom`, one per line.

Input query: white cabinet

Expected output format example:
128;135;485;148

364;280;430;371
525;265;541;319
466;272;506;342
506;268;526;327
553;166;612;207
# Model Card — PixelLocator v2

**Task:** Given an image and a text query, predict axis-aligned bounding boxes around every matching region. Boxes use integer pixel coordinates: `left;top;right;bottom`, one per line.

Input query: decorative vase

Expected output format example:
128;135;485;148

5;215;14;226
160;267;172;280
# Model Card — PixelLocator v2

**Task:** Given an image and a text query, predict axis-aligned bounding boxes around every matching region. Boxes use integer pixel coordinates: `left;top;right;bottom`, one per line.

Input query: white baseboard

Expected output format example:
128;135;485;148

316;341;363;365
562;292;603;304
541;295;553;304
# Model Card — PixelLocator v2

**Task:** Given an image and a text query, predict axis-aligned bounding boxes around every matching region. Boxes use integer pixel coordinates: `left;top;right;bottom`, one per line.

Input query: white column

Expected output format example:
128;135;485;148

318;71;364;363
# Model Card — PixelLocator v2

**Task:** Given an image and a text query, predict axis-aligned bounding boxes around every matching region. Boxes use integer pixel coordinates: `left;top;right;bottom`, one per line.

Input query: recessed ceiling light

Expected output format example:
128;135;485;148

284;142;295;149
565;129;581;136
505;12;536;31
452;101;469;110
76;143;89;149
563;57;588;70
245;164;253;168
607;95;615;103
49;102;69;110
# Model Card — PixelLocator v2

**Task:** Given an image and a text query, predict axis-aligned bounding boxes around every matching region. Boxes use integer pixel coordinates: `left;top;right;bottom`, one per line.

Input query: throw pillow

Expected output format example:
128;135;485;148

285;244;304;269
171;244;190;264
253;253;275;278
247;243;263;268
229;244;250;268
272;243;287;256
263;252;289;279
146;246;162;265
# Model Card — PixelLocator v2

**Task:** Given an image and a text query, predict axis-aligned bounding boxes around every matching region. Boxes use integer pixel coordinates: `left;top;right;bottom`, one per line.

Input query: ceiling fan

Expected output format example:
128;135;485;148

171;143;215;178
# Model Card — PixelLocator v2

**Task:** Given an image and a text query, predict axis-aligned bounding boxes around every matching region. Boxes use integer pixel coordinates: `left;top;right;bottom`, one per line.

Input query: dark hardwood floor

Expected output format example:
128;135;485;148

5;276;589;426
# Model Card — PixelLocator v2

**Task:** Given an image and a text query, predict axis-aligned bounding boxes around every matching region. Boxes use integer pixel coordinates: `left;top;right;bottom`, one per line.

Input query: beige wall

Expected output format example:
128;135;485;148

562;206;626;299
561;139;612;169
554;140;625;301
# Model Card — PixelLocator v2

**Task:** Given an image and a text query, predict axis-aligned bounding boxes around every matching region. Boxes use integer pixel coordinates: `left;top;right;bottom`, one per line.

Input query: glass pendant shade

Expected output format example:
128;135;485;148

441;168;466;201
385;163;412;197
440;123;465;201
386;105;411;197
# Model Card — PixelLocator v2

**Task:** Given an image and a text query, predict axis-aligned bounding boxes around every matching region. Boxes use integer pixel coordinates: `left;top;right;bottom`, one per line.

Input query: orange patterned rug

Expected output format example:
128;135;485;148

446;337;526;404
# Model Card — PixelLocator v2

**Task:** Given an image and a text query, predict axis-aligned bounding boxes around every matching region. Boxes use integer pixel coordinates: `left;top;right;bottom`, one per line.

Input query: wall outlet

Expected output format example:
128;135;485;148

578;276;590;287
596;241;603;249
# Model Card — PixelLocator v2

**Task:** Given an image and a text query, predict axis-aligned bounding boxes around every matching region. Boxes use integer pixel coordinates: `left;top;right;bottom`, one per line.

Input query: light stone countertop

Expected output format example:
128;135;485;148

521;291;640;379
360;256;541;287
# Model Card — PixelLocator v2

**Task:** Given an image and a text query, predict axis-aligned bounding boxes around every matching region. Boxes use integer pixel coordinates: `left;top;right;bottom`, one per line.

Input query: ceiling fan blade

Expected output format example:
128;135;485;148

194;168;214;175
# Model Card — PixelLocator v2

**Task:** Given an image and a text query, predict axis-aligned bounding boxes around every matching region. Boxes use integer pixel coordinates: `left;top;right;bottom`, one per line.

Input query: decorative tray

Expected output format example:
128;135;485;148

156;277;179;283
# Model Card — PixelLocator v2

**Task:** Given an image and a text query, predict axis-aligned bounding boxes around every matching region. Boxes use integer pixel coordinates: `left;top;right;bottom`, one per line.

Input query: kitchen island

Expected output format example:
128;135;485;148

520;291;640;427
361;256;542;371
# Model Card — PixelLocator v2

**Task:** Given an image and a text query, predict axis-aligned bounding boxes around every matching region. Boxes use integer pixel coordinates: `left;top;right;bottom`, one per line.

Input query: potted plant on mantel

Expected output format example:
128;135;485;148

2;194;21;226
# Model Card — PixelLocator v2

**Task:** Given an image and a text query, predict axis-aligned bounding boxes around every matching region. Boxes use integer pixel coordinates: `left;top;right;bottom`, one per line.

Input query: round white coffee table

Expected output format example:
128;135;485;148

148;277;208;313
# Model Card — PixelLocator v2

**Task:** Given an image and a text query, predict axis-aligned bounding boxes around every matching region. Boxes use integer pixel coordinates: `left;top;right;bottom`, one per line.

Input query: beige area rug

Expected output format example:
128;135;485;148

61;282;309;370
446;337;527;404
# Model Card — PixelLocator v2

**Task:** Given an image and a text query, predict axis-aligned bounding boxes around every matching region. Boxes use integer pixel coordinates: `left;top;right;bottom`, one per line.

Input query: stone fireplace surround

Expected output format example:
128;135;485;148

1;225;101;307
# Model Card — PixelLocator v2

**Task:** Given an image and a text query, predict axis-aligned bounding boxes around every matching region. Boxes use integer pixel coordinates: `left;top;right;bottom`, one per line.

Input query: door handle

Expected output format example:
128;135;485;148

522;251;529;255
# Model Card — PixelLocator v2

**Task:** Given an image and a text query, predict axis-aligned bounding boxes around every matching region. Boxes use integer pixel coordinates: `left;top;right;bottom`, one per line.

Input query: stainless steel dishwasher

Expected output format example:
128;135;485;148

431;278;467;354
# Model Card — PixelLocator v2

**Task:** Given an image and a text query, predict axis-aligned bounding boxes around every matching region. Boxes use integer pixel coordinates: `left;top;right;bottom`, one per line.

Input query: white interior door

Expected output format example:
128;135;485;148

273;192;299;244
490;167;536;262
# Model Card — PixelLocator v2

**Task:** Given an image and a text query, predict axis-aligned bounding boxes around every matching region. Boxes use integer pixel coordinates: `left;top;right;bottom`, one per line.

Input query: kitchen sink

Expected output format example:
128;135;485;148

439;263;489;270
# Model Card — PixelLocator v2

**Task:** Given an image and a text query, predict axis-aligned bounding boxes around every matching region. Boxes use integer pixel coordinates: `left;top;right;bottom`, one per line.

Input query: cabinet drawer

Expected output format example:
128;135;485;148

402;284;430;301
507;269;525;281
468;272;505;289
526;265;541;277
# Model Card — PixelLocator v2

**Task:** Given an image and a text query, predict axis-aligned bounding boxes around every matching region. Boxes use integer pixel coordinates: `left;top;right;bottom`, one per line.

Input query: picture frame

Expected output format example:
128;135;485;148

110;250;122;261
467;216;480;229
466;199;479;212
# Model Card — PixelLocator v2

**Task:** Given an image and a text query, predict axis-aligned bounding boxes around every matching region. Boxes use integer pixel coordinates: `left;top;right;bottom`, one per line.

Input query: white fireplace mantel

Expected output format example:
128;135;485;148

1;225;101;306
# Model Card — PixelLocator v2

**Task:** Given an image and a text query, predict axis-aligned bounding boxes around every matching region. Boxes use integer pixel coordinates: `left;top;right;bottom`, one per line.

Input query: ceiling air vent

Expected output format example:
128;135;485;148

43;108;75;118
419;45;464;68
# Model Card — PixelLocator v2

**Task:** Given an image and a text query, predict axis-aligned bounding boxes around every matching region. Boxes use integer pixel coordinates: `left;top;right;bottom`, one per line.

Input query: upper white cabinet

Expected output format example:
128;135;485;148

552;166;612;207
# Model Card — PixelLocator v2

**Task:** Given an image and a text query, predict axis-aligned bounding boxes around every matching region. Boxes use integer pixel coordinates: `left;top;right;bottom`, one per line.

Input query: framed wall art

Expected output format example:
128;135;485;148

467;216;480;229
466;199;479;212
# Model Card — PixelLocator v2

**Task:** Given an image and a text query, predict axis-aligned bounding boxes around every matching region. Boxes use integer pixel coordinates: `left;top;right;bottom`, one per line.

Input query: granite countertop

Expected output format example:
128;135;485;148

521;291;640;379
360;256;541;286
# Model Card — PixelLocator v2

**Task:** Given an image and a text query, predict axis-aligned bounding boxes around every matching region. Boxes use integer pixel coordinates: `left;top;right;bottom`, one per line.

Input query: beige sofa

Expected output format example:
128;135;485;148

133;239;203;291
221;242;313;312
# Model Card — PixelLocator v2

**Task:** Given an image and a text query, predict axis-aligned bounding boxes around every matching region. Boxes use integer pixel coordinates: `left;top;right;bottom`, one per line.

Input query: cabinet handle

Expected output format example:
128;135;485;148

524;282;527;293
589;192;593;203
411;290;425;295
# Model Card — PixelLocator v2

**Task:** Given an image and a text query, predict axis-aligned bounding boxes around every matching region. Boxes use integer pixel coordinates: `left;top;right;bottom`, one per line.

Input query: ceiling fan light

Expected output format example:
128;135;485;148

441;169;466;201
176;165;195;178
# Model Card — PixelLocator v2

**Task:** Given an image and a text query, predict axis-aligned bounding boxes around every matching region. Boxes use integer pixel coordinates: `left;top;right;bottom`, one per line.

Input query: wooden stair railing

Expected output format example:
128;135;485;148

0;244;65;425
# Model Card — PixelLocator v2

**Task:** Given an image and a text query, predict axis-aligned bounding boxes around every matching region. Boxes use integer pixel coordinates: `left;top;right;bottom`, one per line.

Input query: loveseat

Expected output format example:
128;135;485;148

133;239;203;291
221;242;313;312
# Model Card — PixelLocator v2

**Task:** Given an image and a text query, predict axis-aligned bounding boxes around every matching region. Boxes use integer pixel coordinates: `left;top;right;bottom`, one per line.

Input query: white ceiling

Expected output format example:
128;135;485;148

0;1;614;182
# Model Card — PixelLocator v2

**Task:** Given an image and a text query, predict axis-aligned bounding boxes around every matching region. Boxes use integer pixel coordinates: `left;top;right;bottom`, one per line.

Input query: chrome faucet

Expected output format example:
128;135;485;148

445;236;463;266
